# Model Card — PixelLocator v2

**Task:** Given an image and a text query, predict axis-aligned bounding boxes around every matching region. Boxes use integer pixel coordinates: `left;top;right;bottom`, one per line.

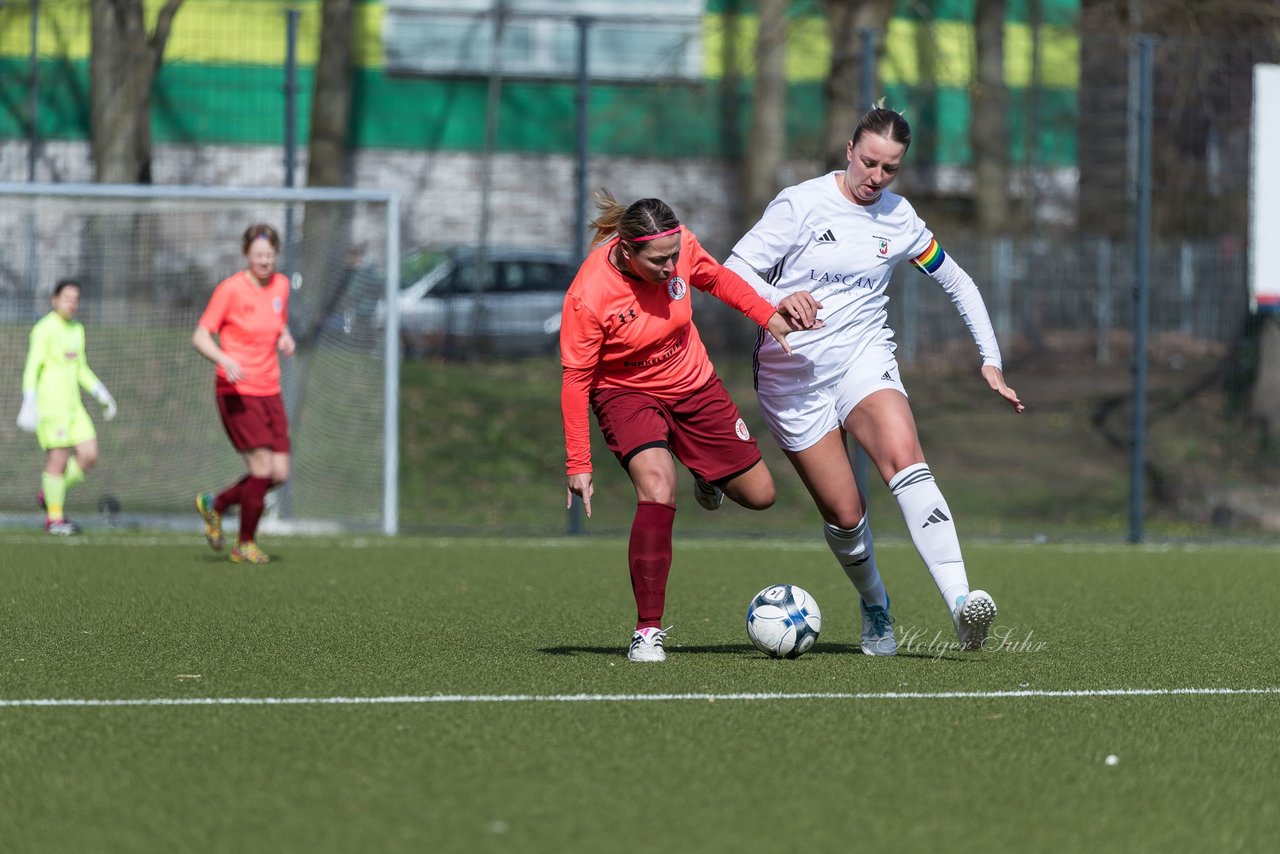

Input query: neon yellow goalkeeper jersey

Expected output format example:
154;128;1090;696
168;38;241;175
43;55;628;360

22;311;102;419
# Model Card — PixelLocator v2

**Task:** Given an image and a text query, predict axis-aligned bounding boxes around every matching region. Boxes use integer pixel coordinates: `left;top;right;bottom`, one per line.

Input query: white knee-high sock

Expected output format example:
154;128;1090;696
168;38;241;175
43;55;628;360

823;516;887;607
889;463;969;611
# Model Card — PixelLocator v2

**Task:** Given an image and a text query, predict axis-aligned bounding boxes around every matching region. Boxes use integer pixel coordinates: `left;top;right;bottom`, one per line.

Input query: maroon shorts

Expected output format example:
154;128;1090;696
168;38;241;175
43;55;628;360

216;392;291;453
591;377;762;484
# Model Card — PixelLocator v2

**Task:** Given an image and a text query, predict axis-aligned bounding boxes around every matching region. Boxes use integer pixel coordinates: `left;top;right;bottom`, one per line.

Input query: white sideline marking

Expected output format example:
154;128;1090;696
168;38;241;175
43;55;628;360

3;529;1277;555
2;687;1277;708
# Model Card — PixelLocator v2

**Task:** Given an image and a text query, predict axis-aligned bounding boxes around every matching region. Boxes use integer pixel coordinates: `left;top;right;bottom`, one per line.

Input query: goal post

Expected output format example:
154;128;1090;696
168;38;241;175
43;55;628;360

0;182;402;535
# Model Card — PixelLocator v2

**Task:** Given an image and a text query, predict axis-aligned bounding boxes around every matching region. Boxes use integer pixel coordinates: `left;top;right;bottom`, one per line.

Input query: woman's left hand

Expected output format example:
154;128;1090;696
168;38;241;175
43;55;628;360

777;291;823;329
981;364;1024;413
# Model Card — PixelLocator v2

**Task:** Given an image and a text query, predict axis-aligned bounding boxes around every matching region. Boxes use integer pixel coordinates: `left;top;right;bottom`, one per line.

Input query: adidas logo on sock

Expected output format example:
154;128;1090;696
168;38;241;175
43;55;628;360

815;229;837;243
922;507;951;527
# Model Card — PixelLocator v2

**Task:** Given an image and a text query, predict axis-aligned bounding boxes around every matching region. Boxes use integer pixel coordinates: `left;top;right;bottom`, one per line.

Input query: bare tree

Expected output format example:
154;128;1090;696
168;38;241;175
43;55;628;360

717;0;747;171
88;0;182;301
306;0;355;191
820;0;895;171
740;0;788;234
90;0;183;183
971;0;1009;233
298;0;356;349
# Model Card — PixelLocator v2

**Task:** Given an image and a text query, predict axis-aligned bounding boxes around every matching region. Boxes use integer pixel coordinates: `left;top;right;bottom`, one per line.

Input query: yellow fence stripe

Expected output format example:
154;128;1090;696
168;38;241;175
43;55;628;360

702;13;1078;90
2;2;1073;87
0;0;385;67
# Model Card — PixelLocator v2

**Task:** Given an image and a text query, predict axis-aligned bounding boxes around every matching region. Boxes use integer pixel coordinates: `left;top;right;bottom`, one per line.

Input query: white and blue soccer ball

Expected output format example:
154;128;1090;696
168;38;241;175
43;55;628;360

746;584;822;659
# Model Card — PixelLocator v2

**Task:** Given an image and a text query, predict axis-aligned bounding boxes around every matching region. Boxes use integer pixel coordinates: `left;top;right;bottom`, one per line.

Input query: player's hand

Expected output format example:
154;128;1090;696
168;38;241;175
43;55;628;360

777;291;823;330
16;392;37;433
278;329;296;358
981;364;1024;413
101;392;118;421
567;472;594;518
92;383;118;422
222;357;245;384
765;312;821;355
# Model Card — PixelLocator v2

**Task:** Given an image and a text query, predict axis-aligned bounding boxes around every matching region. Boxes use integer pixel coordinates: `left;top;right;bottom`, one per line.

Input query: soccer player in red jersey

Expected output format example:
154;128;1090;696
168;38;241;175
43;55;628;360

192;224;296;564
561;191;821;662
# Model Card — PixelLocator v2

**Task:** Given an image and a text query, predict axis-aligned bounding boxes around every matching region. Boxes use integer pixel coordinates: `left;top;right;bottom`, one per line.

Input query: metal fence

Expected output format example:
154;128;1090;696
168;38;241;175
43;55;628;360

2;5;1272;363
2;2;1278;536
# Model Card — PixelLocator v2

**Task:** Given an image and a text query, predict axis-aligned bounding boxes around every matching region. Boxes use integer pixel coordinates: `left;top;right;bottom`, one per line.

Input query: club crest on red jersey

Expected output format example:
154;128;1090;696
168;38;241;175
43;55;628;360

273;297;283;313
735;418;751;440
667;276;688;301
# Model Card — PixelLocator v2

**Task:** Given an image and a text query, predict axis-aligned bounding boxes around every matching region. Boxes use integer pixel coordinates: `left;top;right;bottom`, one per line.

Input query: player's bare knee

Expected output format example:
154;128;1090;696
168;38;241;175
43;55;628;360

878;453;925;484
734;483;776;511
631;469;676;503
640;486;677;504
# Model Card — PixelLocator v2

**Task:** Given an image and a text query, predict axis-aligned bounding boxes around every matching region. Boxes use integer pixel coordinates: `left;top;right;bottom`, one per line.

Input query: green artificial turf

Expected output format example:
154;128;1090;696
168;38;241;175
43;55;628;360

1;533;1278;853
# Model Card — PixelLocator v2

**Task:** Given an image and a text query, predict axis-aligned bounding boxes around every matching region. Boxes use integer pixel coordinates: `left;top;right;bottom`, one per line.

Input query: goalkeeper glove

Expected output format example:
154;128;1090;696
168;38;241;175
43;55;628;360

16;391;37;432
91;382;118;422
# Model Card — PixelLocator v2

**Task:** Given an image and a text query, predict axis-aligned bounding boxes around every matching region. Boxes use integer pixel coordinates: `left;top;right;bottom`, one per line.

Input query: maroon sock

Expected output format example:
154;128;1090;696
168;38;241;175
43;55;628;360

214;475;251;514
238;476;271;544
629;501;676;630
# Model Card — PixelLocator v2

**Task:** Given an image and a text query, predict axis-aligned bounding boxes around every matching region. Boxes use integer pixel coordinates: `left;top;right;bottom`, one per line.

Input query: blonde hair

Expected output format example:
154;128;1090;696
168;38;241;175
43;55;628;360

588;189;681;249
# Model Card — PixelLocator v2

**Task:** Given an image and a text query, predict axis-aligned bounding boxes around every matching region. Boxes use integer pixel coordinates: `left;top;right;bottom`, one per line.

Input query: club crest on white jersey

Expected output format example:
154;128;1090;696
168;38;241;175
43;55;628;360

875;237;891;256
667;276;688;301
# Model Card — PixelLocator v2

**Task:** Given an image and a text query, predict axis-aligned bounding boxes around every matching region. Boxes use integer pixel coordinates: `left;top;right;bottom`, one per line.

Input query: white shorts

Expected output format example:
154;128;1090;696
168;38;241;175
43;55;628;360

756;344;908;452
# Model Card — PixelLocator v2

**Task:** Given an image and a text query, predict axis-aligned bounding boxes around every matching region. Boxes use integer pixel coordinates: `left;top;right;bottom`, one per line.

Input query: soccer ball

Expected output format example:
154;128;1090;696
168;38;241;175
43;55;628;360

746;584;822;659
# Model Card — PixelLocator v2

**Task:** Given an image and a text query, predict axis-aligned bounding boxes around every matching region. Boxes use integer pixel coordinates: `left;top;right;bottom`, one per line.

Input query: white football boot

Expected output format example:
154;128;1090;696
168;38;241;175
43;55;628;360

628;626;670;662
953;590;997;651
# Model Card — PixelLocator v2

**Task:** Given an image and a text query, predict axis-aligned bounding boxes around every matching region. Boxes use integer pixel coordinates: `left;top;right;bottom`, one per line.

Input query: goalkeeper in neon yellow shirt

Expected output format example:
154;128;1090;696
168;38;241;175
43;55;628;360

16;279;117;535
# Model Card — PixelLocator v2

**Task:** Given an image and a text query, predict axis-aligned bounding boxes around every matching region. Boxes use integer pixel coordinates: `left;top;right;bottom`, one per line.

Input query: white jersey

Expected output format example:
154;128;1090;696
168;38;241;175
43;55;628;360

726;171;1002;398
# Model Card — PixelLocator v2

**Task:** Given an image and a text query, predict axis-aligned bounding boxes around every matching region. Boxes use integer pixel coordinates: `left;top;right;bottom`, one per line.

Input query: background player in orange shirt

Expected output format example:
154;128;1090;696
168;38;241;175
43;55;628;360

192;224;296;565
561;191;821;662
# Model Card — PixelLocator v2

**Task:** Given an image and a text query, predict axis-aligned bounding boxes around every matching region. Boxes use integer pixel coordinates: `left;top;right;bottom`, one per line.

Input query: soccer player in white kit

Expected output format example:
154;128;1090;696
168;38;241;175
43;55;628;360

725;104;1025;655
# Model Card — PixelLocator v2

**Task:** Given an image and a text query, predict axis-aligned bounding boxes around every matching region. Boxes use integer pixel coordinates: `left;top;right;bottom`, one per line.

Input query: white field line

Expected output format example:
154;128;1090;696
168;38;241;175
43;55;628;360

3;532;1276;555
1;687;1278;709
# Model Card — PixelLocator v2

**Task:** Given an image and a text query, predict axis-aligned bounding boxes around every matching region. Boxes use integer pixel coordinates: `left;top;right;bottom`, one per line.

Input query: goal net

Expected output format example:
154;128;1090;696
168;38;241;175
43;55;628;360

0;183;401;534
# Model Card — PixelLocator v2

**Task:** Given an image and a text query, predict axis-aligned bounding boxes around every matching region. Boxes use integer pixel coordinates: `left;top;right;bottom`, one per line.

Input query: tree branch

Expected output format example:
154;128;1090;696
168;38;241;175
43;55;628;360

148;0;185;77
